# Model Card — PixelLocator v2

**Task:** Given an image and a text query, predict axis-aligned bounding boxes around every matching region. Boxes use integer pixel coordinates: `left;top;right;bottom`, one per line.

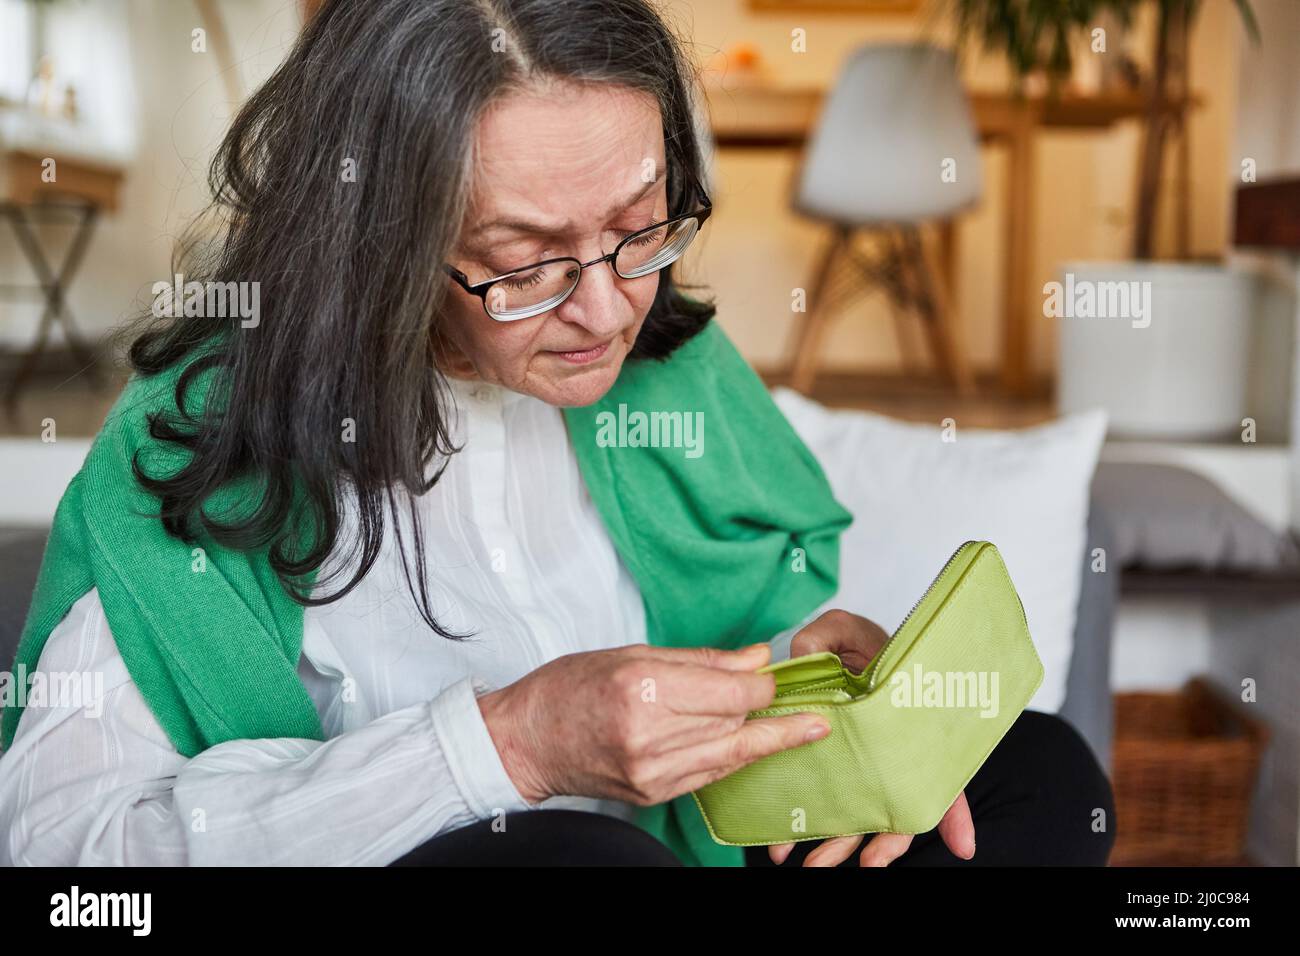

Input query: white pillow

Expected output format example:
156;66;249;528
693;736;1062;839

772;388;1107;713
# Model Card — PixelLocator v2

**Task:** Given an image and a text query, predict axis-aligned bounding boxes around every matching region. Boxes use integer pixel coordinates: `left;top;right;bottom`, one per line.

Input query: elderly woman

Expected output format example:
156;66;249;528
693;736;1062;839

0;0;1112;867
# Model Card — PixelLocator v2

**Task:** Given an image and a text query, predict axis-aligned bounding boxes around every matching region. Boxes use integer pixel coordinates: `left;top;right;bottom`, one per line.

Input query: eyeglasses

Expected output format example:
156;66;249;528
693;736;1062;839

445;172;712;322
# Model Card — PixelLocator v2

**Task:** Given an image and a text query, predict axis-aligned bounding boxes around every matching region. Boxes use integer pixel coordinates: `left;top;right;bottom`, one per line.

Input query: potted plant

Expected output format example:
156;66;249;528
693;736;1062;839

947;0;1111;93
1122;0;1258;259
947;0;1259;258
946;0;1268;439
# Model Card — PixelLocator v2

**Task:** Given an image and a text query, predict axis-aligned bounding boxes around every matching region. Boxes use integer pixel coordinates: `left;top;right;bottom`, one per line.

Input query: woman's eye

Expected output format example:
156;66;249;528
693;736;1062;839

623;225;667;248
500;268;548;291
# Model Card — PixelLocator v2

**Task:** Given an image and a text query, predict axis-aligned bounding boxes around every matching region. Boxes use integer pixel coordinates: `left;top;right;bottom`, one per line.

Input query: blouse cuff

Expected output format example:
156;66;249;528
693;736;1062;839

767;623;802;663
428;677;533;820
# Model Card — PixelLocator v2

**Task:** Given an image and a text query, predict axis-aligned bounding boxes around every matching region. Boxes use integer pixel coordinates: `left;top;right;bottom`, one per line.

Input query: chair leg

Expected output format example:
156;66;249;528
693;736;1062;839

907;226;974;395
880;232;920;374
787;225;850;395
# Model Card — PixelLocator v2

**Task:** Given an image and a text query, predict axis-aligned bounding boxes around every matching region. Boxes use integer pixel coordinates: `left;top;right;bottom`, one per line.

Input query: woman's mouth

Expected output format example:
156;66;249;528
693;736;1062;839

551;340;612;365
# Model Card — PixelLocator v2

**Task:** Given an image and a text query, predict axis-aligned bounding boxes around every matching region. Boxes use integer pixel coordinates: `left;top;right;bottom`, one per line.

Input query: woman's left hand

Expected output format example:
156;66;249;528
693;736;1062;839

767;609;977;867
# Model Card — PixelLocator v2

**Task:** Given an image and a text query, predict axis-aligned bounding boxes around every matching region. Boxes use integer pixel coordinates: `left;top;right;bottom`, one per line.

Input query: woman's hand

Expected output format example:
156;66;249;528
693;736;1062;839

477;643;831;807
767;609;977;867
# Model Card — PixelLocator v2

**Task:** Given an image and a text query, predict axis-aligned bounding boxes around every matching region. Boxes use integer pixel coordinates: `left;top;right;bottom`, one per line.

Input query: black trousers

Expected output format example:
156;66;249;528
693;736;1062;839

390;710;1116;866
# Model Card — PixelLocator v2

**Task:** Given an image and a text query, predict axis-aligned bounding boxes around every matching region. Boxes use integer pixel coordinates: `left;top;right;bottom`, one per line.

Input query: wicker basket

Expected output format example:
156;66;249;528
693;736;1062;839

1111;679;1269;865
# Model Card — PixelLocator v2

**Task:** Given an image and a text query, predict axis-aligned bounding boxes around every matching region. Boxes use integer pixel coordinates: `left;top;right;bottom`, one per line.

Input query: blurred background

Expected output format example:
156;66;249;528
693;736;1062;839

0;0;1298;867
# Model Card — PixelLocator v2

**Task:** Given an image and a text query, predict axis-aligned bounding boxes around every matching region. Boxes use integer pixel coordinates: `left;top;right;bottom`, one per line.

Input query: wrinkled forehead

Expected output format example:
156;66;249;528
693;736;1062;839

465;81;667;229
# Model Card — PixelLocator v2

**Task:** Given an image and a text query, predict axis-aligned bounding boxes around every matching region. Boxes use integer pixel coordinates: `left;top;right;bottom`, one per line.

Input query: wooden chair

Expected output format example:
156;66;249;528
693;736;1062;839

786;44;982;395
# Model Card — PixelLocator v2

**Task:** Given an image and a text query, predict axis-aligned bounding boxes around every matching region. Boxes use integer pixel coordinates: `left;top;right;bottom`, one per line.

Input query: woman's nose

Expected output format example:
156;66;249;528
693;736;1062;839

553;253;632;336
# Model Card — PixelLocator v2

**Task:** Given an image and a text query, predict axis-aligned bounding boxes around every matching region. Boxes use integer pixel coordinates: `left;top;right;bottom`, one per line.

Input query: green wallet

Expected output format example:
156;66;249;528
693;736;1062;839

692;540;1044;846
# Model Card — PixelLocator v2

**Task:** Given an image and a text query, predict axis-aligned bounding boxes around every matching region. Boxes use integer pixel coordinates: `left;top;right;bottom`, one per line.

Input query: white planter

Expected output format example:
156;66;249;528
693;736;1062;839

1055;262;1258;440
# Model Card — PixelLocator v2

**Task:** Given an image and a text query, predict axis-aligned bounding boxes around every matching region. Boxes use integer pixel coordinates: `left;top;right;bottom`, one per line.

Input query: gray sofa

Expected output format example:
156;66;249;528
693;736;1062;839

0;501;1118;767
1060;498;1117;768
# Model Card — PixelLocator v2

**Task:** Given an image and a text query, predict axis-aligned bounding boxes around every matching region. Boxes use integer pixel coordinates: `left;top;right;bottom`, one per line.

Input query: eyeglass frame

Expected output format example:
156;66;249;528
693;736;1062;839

444;168;713;322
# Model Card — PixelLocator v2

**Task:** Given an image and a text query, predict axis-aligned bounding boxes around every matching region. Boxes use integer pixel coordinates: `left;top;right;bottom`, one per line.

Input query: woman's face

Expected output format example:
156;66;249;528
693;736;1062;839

441;81;668;408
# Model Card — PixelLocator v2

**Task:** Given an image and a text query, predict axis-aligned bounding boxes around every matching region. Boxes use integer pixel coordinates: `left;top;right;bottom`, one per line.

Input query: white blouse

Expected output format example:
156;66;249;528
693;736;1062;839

0;378;796;866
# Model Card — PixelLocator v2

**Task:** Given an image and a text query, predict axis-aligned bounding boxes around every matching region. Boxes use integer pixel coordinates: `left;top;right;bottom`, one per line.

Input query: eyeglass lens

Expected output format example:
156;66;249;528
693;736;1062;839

484;216;701;320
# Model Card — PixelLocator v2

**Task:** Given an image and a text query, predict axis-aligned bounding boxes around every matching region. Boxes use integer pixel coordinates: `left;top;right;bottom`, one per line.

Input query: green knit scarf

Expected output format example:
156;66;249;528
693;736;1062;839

0;320;851;867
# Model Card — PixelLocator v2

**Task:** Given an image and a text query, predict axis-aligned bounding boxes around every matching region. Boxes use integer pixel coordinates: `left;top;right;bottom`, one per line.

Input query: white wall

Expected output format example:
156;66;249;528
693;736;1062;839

1234;0;1300;180
0;0;300;349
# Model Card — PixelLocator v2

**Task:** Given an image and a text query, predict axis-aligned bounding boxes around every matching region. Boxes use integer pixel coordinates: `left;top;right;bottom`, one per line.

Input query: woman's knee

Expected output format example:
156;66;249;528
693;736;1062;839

392;809;682;866
502;809;682;866
1000;711;1117;864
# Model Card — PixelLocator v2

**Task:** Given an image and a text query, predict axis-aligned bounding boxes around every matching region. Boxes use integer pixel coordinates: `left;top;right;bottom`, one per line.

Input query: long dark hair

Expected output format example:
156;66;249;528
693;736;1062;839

120;0;716;637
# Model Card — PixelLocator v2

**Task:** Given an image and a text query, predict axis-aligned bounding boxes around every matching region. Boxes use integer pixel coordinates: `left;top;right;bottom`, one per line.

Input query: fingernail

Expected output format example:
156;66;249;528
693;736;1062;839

806;721;830;742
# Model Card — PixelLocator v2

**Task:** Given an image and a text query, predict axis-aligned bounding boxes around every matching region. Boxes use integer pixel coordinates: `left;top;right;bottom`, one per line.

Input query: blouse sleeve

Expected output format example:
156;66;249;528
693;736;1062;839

0;588;533;866
766;607;824;663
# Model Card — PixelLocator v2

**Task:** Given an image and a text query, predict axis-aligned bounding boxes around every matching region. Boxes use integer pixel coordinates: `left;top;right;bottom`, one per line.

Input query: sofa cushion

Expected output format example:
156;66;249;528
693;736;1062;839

1093;461;1300;572
770;388;1107;714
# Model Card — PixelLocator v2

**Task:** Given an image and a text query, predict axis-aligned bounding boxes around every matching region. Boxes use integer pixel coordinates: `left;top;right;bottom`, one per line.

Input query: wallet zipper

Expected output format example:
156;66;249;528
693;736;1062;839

865;540;980;692
773;675;844;698
763;541;1008;708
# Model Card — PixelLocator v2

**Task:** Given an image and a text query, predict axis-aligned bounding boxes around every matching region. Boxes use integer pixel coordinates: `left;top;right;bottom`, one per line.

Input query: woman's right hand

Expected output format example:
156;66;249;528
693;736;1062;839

476;643;830;807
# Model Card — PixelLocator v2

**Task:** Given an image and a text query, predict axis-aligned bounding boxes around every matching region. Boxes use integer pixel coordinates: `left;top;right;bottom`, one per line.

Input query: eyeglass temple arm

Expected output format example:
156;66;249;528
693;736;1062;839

445;264;495;298
682;164;712;209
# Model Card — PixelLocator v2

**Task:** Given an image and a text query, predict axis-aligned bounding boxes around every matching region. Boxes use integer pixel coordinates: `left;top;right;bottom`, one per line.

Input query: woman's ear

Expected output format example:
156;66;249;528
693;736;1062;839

428;323;479;381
